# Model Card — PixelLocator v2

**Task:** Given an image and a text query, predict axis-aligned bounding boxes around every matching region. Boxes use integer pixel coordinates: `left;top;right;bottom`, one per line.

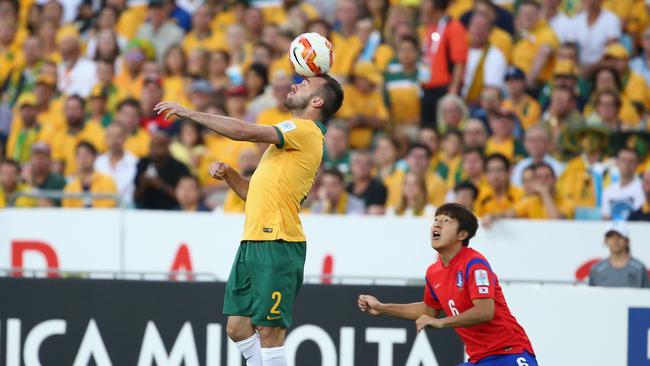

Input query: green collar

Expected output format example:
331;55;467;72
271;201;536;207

314;120;327;135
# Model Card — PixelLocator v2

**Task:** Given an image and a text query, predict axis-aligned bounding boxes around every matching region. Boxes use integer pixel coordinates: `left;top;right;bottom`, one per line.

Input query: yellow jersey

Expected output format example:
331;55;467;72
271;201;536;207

475;185;524;217
329;32;362;79
337;84;389;149
242;119;326;242
125;128;151;158
502;95;542;130
514;193;575;219
182;31;228;54
558;156;599;208
62;172;118;208
512;21;559;82
47;122;106;177
385;169;448;208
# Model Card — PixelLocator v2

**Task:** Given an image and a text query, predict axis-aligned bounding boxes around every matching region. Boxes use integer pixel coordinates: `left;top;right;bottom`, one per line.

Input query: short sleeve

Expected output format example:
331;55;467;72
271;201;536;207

424;276;442;309
447;21;468;64
273;120;312;151
466;259;496;300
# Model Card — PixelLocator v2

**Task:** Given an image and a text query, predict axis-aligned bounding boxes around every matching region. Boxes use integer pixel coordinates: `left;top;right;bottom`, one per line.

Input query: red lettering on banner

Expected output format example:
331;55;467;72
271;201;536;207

11;240;59;278
169;243;194;281
575;258;602;281
322;254;333;284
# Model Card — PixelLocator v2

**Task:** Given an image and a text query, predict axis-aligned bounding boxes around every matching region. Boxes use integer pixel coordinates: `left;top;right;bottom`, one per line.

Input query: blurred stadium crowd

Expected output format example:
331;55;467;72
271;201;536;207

1;0;650;223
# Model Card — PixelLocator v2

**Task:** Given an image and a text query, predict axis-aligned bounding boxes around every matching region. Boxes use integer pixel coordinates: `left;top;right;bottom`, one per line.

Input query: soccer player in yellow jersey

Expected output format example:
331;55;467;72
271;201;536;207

154;74;344;366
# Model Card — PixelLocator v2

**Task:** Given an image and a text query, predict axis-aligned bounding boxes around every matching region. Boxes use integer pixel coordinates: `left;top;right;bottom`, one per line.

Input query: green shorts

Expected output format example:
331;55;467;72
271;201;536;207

223;240;306;328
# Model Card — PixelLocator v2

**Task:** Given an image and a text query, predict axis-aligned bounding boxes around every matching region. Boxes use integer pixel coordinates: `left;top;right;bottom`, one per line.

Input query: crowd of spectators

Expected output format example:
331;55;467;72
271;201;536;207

1;0;650;225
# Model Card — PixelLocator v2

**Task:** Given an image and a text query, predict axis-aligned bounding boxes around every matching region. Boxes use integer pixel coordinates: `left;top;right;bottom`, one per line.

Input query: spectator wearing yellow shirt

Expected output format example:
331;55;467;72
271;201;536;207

256;74;293;126
589;89;627;131
208;50;232;93
267;28;295;79
502;67;542;130
354;16;394;73
512;0;559;89
6;93;41;164
174;175;210;212
31;73;65;141
182;5;227;55
510;161;575;219
485;109;527;162
453;181;480;211
63;142;118;208
221;148;260;213
96;60;121;114
323;122;352;175
114;38;155;101
337;62;389;149
311;168;366;215
584;66;641;127
477;153;525;227
447;147;489;194
464;0;514;64
328;1;363;79
386;172;437;216
0;17;20;87
162;45;190;107
87;84;113;128
47;95;106;178
374;135;400;181
558;123;610;213
384;35;421;132
437;129;464;181
2;35;43;107
0;159;36;208
170;120;205;174
385;143;447;208
37;19;61;65
600;43;648;111
116;98;150;159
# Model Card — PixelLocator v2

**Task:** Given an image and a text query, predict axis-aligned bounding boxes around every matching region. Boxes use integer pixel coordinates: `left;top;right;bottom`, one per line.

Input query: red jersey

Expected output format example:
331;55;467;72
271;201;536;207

423;247;534;362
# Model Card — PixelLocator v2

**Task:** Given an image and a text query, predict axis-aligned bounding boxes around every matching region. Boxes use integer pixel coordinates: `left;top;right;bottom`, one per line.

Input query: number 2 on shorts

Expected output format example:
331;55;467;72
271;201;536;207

270;291;282;315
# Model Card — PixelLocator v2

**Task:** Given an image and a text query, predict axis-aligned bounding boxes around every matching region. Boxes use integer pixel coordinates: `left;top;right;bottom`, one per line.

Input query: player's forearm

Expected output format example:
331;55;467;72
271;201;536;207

529;46;551;83
449;63;465;94
378;302;437;321
439;305;493;328
224;167;250;201
187;110;253;142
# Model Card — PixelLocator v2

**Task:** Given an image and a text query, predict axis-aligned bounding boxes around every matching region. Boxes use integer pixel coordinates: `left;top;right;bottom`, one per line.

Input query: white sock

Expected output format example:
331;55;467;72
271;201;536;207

235;333;262;366
261;346;287;366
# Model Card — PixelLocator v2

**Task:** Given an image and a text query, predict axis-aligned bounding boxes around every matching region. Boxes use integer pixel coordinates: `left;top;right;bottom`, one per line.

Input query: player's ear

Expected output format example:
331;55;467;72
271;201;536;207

310;95;324;109
457;230;468;242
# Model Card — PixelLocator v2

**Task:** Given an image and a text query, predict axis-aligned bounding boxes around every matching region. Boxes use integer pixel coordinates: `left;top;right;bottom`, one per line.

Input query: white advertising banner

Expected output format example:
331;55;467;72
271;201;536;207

1;208;650;282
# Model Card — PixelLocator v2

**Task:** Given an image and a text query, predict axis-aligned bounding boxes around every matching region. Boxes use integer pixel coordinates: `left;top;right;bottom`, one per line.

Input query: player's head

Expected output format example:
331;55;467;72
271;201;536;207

431;203;479;249
284;74;343;122
604;222;630;255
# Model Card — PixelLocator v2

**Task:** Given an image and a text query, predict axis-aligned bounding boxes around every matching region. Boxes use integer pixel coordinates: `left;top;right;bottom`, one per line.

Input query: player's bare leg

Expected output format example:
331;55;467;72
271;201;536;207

227;316;262;366
257;326;287;366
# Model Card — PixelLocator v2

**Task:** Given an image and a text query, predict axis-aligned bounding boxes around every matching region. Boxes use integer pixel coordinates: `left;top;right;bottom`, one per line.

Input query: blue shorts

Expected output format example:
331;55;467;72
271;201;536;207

459;351;538;366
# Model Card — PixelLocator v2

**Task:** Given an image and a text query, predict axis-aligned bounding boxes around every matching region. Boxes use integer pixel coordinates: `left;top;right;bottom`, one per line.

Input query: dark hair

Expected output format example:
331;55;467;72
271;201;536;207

177;174;200;188
518;0;541;9
66;94;86;109
117;98;143;116
426;0;451;11
485;153;510;171
76;141;98;156
322;168;345;182
246;63;269;96
212;49;231;65
316;74;344;122
560;41;579;53
398;35;419;50
0;158;20;172
454;181;479;200
463;146;485;158
443;128;463;141
531;161;555;178
552;85;576;101
407;143;433;158
593;66;622;92
306;19;332;37
473;0;498;16
163;44;187;76
435;203;479;246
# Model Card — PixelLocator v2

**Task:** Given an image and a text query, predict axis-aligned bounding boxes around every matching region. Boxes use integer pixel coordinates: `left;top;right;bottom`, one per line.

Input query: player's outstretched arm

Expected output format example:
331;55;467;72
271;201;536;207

209;162;250;200
415;298;494;332
154;101;281;145
358;295;438;321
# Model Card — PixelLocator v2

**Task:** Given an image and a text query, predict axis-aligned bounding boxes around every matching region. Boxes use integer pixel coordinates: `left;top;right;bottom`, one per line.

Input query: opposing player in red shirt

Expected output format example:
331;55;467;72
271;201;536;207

358;203;537;366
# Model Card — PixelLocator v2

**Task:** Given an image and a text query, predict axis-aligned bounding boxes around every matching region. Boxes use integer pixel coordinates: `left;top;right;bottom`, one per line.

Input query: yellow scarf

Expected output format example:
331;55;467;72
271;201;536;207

466;46;490;104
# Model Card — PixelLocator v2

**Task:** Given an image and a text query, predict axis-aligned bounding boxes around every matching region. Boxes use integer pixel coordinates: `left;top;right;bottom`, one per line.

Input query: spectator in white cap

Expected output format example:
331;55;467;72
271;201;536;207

589;221;649;288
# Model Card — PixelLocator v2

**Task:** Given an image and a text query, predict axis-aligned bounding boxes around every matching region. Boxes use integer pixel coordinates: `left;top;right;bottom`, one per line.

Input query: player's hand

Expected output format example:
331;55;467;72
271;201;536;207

481;214;496;229
154;101;192;120
415;315;444;332
209;162;230;180
358;294;383;315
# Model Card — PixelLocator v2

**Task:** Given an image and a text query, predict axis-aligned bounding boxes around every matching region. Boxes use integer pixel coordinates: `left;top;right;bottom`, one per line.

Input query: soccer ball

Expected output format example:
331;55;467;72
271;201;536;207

288;32;334;77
